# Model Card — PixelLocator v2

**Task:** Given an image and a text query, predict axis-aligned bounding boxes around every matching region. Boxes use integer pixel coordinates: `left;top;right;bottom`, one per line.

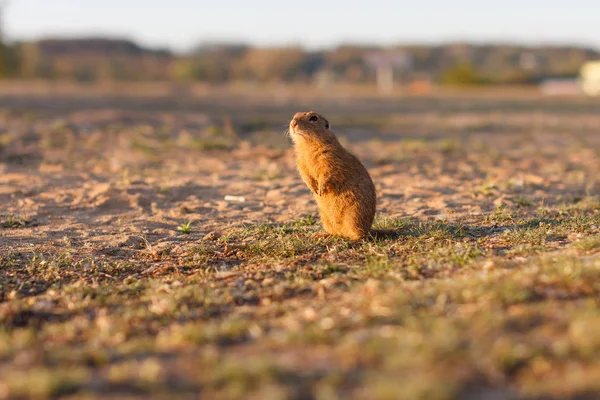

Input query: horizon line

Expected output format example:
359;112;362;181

8;34;600;54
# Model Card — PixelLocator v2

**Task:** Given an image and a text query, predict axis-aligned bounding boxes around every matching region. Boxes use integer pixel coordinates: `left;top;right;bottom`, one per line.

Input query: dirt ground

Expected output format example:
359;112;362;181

1;88;600;399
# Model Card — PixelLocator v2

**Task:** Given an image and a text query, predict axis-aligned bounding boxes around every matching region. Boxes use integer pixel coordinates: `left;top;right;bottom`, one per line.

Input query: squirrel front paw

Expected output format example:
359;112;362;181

317;180;332;196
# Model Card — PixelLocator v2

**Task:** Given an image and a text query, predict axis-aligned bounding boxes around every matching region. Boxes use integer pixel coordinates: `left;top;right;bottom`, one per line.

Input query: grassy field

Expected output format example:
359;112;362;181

1;88;599;399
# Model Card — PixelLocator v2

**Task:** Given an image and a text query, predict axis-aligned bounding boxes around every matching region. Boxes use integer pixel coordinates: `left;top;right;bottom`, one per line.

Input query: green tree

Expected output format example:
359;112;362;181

235;47;313;82
169;57;229;82
0;0;18;78
441;62;483;86
0;42;18;78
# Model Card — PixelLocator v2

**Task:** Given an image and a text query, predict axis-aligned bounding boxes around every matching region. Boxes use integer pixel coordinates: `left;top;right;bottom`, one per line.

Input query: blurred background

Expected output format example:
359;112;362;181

0;0;599;96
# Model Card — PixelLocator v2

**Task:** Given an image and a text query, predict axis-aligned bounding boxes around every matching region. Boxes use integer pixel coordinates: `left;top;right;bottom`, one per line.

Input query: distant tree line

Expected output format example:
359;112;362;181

0;38;598;86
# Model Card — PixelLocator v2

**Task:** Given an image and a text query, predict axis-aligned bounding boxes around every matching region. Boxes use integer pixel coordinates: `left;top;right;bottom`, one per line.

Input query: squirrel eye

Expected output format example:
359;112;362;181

309;115;318;122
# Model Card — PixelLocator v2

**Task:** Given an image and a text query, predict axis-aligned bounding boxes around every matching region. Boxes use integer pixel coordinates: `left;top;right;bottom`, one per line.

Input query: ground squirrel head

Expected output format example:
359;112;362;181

288;111;334;143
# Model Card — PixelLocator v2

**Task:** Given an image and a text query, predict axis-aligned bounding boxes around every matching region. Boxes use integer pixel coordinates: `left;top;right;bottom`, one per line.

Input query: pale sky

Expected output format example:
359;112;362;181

4;0;600;51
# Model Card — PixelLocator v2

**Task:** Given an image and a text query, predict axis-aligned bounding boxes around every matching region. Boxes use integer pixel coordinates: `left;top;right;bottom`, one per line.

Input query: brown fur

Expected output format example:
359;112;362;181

288;111;376;241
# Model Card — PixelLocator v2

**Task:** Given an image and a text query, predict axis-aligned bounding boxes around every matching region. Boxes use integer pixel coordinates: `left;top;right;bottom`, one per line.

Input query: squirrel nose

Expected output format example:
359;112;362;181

290;119;297;128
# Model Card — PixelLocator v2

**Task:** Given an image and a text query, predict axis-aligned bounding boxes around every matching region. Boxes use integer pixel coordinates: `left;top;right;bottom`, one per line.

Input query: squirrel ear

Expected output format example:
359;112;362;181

325;121;330;129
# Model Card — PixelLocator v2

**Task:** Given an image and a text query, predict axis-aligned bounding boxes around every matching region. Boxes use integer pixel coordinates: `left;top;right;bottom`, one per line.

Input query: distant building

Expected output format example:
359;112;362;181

364;51;413;93
519;52;539;71
539;78;581;96
580;61;600;96
313;70;338;88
